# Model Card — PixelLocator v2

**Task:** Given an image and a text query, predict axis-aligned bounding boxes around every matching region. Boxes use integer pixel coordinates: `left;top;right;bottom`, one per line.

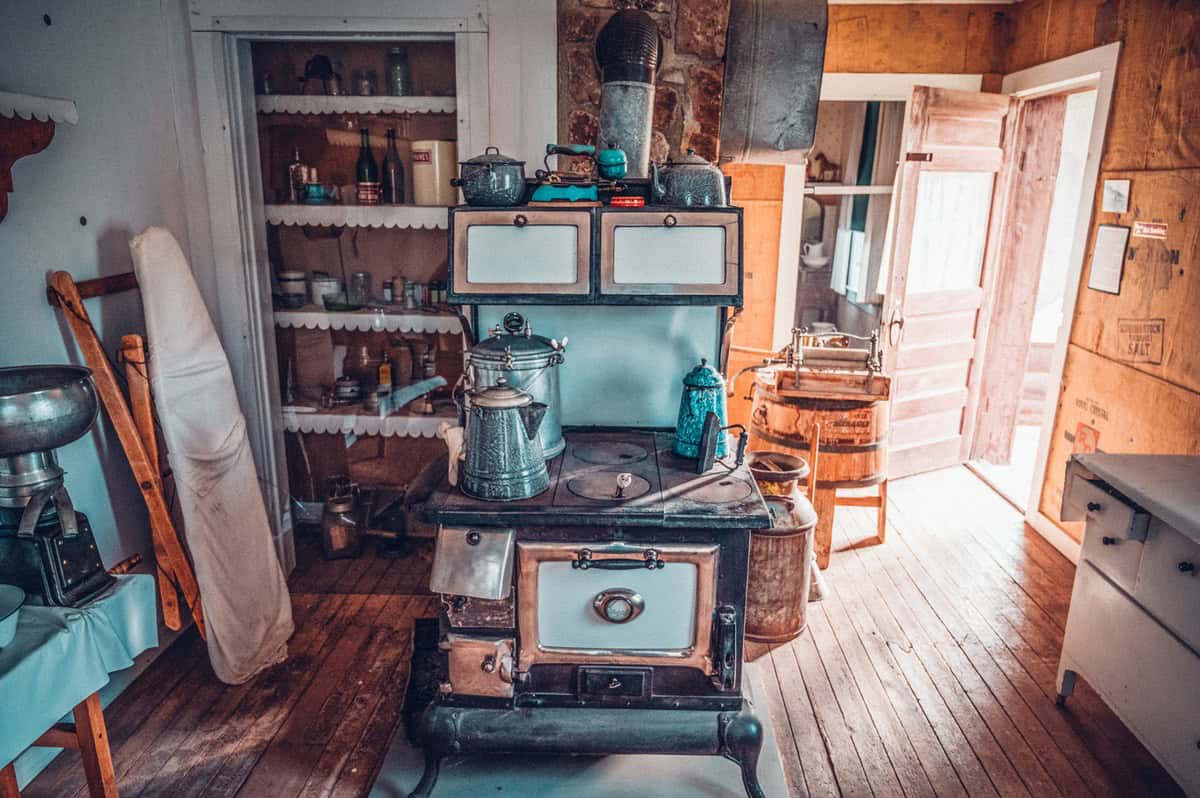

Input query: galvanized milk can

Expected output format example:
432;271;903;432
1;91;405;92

466;312;566;459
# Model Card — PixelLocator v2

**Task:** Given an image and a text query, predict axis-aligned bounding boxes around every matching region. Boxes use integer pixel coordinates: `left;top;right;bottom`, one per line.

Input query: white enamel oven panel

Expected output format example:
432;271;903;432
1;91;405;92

599;210;740;297
451;209;592;297
517;542;719;672
537;561;698;650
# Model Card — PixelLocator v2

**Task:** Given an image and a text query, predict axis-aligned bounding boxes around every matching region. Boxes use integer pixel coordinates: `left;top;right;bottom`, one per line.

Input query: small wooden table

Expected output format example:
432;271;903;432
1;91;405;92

0;575;156;798
1;693;116;797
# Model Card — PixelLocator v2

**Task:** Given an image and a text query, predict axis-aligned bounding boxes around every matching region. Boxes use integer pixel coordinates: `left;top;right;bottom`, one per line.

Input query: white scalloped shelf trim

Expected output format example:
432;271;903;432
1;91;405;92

264;204;448;229
281;408;453;438
274;308;461;335
256;95;456;116
0;91;79;125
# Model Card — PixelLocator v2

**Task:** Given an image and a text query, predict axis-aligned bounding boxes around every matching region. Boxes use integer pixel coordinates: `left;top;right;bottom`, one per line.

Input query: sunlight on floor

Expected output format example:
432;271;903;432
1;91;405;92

970;425;1043;511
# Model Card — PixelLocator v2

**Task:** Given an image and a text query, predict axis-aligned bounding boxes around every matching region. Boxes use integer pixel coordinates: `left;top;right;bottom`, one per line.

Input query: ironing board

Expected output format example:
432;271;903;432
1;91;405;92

0;574;157;796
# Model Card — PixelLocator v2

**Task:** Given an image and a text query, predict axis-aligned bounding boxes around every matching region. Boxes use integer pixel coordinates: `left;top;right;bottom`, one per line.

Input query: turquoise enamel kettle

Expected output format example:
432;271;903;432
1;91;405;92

674;359;728;458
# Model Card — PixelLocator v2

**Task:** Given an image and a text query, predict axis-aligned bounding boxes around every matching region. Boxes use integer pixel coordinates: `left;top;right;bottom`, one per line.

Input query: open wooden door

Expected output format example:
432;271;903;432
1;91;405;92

881;87;1016;479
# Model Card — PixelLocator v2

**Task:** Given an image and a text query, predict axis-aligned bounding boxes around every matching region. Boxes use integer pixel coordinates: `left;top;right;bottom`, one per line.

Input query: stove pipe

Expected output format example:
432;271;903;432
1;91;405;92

595;10;662;178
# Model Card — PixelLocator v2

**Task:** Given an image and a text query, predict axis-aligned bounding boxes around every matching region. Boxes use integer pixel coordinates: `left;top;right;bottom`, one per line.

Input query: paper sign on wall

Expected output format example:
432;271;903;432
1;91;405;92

1132;221;1168;239
1087;224;1129;294
1102;179;1130;213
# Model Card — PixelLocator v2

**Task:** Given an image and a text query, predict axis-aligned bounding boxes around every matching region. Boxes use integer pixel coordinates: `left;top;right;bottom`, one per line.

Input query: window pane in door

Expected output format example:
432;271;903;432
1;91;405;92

906;171;994;294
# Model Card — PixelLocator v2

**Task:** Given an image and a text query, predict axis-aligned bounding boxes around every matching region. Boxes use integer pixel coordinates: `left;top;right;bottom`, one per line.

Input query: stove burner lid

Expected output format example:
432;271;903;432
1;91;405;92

571;441;649;465
567;471;652;502
682;474;754;504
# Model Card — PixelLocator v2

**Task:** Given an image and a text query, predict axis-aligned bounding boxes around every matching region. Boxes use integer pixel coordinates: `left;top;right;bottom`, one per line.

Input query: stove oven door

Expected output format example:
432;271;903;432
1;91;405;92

516;542;718;674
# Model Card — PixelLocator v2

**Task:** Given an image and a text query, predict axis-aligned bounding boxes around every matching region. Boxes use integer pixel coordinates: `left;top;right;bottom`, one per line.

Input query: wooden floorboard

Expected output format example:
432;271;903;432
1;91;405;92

25;469;1183;798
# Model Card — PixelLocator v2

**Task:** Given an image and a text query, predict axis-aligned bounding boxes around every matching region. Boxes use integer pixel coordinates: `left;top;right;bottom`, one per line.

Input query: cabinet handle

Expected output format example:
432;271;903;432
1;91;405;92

1101;536;1118;546
662;214;677;228
513;214;528;228
1086;501;1102;512
1179;562;1196;574
481;655;496;673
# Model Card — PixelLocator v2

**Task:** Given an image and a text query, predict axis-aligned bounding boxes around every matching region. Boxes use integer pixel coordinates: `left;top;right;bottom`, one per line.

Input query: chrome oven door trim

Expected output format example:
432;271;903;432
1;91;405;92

516;541;719;673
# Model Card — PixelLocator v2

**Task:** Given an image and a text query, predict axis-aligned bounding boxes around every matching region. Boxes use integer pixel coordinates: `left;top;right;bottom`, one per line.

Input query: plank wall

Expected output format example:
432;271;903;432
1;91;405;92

825;4;1009;84
1007;0;1200;539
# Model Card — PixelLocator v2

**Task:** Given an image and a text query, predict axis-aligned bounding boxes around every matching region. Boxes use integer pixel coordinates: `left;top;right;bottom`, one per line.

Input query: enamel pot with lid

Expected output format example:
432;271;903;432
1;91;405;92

450;146;527;206
461;380;549;502
465;312;566;459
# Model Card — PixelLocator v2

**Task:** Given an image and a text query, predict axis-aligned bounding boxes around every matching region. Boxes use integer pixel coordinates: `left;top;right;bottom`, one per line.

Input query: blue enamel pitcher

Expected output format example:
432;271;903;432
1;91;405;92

674;358;728;458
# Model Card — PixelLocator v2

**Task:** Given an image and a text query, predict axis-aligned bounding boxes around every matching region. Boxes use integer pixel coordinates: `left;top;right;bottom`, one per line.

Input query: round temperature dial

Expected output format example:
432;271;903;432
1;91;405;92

592;588;645;624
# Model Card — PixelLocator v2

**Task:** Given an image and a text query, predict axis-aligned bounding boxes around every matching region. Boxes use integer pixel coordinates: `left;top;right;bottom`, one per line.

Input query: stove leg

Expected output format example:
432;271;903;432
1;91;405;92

406;750;443;798
721;711;765;798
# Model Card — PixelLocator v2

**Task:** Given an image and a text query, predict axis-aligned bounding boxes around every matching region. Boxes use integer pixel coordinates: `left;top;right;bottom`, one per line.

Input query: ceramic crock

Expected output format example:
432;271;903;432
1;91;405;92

674;358;728;458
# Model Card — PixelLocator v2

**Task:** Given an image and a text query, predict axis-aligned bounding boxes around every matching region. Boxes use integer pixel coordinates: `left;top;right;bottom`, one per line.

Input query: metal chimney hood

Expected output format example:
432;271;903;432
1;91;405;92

720;0;828;164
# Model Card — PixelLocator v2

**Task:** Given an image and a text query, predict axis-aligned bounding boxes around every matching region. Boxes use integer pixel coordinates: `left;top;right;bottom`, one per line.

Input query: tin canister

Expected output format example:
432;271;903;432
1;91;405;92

411;140;458;206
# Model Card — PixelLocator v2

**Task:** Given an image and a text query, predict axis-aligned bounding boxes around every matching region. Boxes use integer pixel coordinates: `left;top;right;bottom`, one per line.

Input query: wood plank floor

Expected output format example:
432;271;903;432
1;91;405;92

27;467;1182;797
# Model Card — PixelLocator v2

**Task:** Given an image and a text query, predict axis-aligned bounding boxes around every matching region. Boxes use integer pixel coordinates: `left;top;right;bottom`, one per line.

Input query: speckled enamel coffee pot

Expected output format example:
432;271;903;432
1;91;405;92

674;358;728;458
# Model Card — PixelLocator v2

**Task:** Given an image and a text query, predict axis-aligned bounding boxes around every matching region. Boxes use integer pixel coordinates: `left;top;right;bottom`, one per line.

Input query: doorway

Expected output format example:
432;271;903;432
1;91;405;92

969;88;1098;511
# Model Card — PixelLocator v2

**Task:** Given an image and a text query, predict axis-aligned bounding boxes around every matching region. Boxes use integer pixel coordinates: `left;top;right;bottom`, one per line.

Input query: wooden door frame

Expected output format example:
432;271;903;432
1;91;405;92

185;1;554;572
997;43;1121;563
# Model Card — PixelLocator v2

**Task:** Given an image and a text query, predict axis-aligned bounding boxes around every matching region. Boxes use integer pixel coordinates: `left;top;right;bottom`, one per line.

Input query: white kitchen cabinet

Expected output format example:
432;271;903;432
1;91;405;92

449;208;591;300
1058;454;1200;796
598;209;742;302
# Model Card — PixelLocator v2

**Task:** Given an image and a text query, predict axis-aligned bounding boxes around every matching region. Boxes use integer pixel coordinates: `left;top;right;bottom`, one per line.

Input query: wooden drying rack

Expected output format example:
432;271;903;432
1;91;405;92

47;270;205;640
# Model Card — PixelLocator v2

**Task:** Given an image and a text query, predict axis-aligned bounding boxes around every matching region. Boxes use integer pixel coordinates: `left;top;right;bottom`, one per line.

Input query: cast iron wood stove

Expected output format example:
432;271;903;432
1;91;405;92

412;429;770;797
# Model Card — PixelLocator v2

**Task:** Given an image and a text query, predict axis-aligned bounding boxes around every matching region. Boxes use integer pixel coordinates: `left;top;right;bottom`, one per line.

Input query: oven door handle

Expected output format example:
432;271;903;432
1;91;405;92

571;548;666;571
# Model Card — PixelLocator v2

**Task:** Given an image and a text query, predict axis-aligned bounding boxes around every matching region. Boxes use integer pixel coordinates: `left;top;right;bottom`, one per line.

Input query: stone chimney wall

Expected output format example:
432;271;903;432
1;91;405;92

557;0;731;166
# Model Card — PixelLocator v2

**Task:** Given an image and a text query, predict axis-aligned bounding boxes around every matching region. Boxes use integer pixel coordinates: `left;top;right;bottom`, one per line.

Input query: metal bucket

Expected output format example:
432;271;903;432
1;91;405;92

720;0;827;164
746;493;817;643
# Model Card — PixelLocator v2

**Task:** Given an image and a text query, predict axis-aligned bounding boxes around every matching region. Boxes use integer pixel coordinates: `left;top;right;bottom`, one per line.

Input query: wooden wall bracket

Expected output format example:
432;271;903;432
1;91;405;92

0;115;55;223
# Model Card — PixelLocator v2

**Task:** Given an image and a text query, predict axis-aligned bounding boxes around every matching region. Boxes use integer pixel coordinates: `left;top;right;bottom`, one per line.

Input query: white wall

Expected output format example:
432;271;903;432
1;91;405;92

0;0;202;570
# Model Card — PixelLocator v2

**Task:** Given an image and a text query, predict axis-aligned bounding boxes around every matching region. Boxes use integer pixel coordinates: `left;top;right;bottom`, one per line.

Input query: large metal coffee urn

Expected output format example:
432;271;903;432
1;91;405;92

595;9;662;178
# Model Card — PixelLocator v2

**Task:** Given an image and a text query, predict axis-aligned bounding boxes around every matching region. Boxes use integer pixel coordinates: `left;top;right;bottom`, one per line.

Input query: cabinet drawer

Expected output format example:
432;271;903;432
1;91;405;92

1063;471;1150;541
1062;562;1200;794
450;209;591;300
1080;520;1144;594
1135;520;1200;651
598;209;741;303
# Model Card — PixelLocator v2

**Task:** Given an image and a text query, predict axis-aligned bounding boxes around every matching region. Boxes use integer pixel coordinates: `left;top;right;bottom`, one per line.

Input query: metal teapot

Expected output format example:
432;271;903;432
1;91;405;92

460;380;550;501
650;148;727;207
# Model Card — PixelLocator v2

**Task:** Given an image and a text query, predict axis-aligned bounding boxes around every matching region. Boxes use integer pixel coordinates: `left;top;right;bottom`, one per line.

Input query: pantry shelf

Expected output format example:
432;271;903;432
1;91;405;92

280;406;454;438
256;94;456;116
264;203;448;229
274;307;462;335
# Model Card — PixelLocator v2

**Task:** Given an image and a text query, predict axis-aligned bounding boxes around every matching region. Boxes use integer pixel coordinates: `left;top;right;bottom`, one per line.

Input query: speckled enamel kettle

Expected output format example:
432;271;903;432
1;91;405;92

650;148;727;207
461;380;550;502
674;358;729;458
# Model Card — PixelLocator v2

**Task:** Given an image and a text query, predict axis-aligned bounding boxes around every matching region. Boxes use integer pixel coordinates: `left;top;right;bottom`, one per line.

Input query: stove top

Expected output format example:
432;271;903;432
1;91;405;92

423;430;770;529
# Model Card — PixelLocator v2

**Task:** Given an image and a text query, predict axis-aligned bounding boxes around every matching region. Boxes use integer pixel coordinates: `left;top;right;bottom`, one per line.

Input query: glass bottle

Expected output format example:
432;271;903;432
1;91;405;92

386;47;413;96
380;128;405;205
287;146;306;204
355;128;380;205
348;271;373;306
